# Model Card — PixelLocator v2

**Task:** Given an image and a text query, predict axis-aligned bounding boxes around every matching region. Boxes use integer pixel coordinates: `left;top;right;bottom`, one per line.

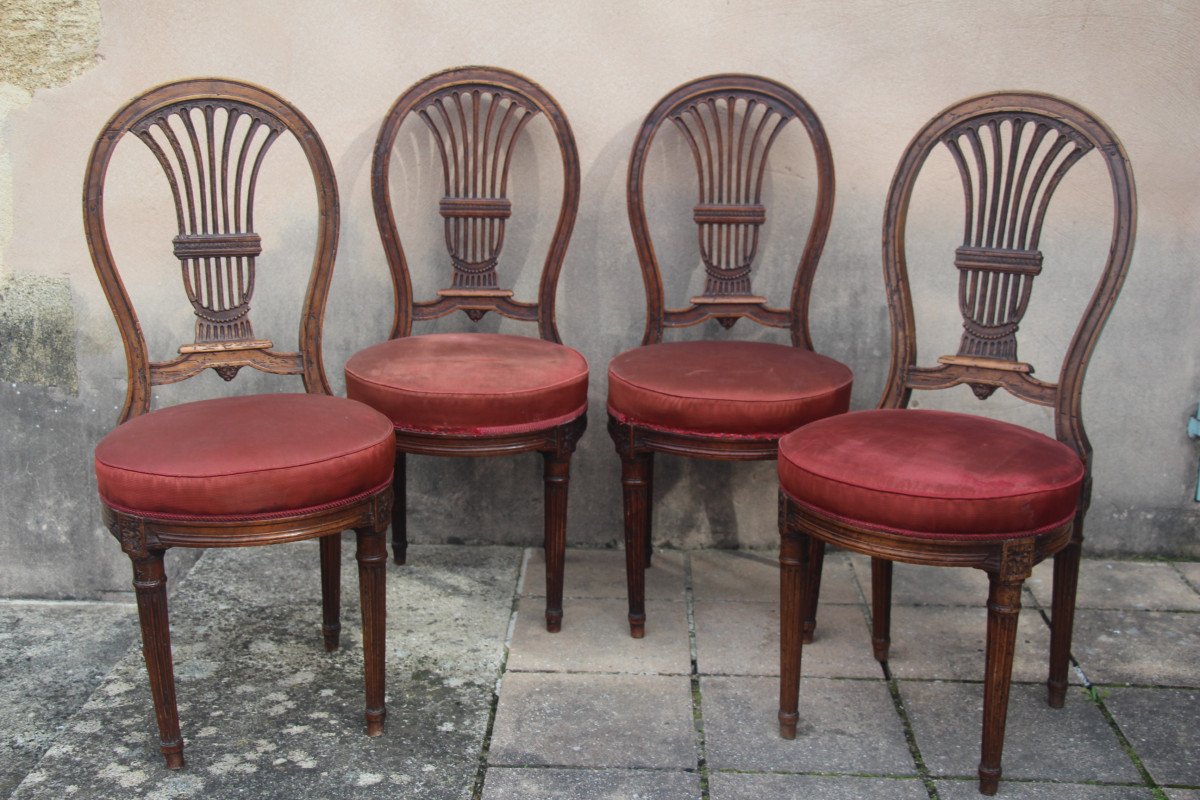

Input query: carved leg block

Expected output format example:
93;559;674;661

621;451;651;638
978;571;1025;795
391;452;408;565
319;534;341;651
871;558;894;663
1047;530;1082;709
355;526;388;736
132;551;184;769
800;537;825;644
542;450;572;633
778;493;807;740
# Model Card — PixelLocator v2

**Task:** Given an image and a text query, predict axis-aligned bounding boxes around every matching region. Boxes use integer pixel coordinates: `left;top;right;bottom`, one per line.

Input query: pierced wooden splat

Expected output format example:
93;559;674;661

940;113;1093;397
670;92;794;321
417;86;540;312
131;99;287;354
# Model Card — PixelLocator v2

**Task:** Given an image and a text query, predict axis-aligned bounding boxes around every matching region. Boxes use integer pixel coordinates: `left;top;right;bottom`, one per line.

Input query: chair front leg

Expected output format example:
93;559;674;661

391;451;408;565
979;556;1030;795
132;549;184;769
871;558;894;662
620;450;651;638
355;524;388;737
542;450;572;632
643;452;655;567
1047;516;1084;708
778;493;809;739
319;533;341;651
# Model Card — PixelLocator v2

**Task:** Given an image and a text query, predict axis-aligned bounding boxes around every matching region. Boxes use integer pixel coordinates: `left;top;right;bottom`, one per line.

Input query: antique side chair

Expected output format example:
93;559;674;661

84;79;395;768
609;75;851;637
776;92;1136;794
345;67;586;632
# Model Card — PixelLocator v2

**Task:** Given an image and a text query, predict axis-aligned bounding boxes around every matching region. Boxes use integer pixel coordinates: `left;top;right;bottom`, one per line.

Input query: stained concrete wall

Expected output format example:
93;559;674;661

1;0;1197;598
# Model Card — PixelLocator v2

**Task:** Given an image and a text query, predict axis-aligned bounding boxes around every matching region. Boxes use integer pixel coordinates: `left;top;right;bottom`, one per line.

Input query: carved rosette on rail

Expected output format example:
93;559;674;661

940;113;1093;398
131;100;284;375
417;86;540;320
670;93;795;327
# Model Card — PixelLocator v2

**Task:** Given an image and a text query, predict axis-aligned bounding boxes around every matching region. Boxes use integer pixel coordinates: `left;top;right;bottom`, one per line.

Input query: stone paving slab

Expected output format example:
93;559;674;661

849;555;993;607
0;601;137;796
884;604;1063;684
693;601;880;678
488;672;696;769
1027;560;1200;611
1165;790;1200;800
901;682;1140;783
934;779;1154;798
1175;562;1200;594
701;675;915;774
523;548;685;601
481;766;700;799
708;772;929;799
11;543;521;800
507;597;691;674
1102;687;1200;786
1071;609;1200;687
691;549;860;605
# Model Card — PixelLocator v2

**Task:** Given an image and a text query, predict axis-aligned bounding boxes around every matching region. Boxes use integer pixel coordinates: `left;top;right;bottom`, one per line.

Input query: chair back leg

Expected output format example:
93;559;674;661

871;557;894;662
620;450;652;638
391;452;408;565
1048;517;1085;708
319;534;342;651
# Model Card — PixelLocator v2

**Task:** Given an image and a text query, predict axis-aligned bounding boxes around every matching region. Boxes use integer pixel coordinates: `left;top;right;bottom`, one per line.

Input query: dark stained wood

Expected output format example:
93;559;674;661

779;92;1136;795
84;78;391;767
611;75;837;636
369;67;586;631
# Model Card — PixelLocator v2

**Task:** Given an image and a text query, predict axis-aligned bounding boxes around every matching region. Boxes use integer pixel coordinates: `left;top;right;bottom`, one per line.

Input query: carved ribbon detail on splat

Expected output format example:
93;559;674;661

941;114;1092;397
132;101;286;355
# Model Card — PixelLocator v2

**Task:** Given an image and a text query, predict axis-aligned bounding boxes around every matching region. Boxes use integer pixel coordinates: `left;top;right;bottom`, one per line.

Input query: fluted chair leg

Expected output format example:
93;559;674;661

621;451;651;638
643;453;655;567
871;558;894;662
319;533;341;651
800;538;825;644
391;452;407;565
978;569;1027;795
1047;521;1083;708
132;550;184;769
543;450;572;632
778;495;808;739
355;524;388;737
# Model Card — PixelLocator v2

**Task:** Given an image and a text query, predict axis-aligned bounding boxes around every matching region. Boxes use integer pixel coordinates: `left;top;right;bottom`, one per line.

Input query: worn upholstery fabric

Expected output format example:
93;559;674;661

95;393;395;520
777;408;1084;539
344;332;589;435
607;340;852;437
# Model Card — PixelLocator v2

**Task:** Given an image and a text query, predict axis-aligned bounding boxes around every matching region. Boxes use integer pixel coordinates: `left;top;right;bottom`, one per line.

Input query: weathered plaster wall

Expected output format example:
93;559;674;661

1;0;1198;597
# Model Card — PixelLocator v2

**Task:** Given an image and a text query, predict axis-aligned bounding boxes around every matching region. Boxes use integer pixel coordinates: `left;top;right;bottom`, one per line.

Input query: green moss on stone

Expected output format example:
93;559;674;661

0;272;78;392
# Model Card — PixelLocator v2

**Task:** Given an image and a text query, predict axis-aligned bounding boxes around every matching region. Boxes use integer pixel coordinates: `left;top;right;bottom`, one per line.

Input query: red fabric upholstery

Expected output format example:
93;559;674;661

95;394;395;520
344;332;589;435
778;409;1084;539
607;340;852;437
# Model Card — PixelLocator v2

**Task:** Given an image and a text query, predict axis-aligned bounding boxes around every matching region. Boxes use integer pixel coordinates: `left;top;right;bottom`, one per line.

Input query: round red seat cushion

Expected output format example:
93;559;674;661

777;409;1085;539
94;393;395;520
607;340;852;437
344;332;589;435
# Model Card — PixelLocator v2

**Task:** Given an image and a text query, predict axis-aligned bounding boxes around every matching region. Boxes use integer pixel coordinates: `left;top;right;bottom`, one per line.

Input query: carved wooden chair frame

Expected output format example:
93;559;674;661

370;66;586;629
84;78;391;768
778;92;1136;794
609;74;835;635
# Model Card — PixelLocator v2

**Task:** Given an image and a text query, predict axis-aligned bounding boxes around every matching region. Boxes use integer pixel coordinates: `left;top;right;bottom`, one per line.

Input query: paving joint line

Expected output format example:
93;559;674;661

683;552;712;800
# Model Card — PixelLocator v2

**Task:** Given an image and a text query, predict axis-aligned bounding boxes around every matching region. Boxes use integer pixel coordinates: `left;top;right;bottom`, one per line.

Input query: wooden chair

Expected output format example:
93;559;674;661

776;92;1136;795
345;67;586;632
610;75;851;637
85;78;394;768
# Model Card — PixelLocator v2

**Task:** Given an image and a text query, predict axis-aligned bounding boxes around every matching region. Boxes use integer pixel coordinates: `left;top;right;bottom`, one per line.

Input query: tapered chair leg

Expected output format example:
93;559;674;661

355;525;388;737
391;452;407;565
871;558;894;662
132;550;184;769
543;450;572;632
621;451;651;638
778;498;809;739
319;533;341;651
800;537;825;644
643;453;655;567
979;570;1026;795
1047;523;1083;708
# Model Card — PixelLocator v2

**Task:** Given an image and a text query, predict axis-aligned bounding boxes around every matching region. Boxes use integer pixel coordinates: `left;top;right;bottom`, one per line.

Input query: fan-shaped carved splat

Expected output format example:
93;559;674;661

131;100;286;361
416;86;540;305
671;93;795;324
941;114;1093;397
